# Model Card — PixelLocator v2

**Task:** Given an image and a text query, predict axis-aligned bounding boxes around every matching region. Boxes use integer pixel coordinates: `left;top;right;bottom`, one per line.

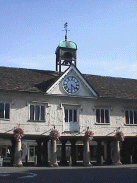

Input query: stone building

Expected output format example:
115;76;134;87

0;34;137;166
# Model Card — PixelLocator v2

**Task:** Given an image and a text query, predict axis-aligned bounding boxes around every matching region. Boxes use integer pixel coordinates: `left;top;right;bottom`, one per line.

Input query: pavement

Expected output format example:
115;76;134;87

0;164;136;173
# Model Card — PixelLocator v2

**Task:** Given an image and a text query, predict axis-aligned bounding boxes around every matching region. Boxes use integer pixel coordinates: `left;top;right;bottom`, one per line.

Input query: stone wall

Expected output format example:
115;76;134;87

0;91;136;137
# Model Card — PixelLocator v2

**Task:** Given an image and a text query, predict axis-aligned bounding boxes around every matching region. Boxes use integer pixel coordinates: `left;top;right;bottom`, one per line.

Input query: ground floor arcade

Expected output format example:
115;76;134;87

0;134;137;166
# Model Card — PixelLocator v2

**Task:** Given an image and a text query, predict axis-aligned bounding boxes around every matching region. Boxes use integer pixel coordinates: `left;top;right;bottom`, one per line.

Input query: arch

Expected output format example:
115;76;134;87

63;52;73;59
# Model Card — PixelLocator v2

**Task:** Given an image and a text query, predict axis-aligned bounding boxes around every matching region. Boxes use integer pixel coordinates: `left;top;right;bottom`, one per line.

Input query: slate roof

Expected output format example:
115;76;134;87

0;66;137;100
83;74;137;100
0;66;60;93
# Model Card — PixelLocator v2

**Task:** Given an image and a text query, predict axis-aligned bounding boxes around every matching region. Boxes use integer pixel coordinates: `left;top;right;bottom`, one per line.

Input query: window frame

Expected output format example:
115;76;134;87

0;102;10;120
95;108;110;124
61;103;81;124
65;108;78;123
62;104;81;132
125;109;137;125
29;103;47;122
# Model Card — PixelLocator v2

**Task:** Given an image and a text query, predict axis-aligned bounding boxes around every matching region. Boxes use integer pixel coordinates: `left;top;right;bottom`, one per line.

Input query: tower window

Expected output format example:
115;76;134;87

63;52;73;59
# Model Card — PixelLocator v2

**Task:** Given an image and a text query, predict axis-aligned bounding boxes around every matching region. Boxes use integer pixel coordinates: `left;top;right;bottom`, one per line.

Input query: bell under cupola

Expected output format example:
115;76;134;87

55;22;77;72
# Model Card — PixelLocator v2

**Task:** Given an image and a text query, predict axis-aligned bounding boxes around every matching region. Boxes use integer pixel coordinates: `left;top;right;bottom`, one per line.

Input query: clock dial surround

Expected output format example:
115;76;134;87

63;76;80;94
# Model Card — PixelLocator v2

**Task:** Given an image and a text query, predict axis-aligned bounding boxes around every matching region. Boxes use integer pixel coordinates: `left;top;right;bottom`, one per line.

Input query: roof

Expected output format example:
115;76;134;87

58;40;77;50
0;66;61;93
83;74;137;100
0;66;137;100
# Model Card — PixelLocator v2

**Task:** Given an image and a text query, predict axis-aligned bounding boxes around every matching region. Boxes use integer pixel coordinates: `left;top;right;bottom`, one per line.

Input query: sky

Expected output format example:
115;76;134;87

0;0;136;79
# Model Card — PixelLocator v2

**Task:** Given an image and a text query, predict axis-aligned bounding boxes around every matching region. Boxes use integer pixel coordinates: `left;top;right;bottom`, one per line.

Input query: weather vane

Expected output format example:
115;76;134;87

63;22;70;41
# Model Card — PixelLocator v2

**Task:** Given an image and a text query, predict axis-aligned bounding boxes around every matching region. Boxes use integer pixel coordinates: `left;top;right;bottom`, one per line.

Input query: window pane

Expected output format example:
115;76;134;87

130;111;133;124
41;106;45;120
29;147;34;157
30;105;34;120
134;111;137;124
65;109;68;122
0;103;4;118
96;109;100;123
5;103;10;119
125;110;129;124
2;148;6;157
69;109;72;122
105;110;109;123
74;110;77;122
101;109;104;123
35;105;40;120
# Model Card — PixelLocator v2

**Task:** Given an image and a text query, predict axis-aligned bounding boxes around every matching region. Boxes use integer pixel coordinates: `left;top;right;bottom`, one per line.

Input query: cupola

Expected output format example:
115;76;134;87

55;22;77;72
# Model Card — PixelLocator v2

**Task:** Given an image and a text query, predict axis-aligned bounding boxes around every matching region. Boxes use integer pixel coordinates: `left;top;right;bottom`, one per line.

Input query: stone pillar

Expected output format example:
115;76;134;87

83;139;91;166
50;139;58;167
14;139;23;166
71;140;77;166
106;140;112;165
113;140;122;165
97;140;103;165
60;140;67;165
43;140;49;166
37;140;42;166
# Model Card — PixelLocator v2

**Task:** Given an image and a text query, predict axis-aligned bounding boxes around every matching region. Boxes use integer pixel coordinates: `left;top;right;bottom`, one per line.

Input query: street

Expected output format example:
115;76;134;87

0;165;136;183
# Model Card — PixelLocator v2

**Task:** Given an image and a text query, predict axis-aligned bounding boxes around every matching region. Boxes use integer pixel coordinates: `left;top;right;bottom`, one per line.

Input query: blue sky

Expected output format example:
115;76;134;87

0;0;136;79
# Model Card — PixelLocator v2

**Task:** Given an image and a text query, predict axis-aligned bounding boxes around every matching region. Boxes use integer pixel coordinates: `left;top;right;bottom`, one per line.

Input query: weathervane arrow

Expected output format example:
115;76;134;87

63;22;70;41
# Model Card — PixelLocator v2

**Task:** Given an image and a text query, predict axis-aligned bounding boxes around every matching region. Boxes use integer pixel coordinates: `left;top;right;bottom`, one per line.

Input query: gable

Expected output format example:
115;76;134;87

46;65;98;98
1;66;137;100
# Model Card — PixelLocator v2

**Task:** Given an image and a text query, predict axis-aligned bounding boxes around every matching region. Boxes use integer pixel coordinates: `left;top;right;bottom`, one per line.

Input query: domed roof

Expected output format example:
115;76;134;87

59;40;77;50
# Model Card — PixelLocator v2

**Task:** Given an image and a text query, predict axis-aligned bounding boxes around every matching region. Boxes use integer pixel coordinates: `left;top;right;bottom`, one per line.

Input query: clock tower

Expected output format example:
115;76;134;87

55;23;77;73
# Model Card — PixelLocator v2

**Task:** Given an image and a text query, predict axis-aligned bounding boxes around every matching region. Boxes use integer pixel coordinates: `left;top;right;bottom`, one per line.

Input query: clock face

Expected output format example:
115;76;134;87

63;76;80;94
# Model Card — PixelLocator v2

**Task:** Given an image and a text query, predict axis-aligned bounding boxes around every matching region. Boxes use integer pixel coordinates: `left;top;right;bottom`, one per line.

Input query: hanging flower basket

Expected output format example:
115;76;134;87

50;129;60;140
115;131;125;141
13;127;24;141
84;130;94;141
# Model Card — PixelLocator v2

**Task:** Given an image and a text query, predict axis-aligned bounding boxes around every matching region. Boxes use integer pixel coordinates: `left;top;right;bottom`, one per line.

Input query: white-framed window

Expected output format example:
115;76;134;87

125;109;137;125
65;108;77;123
29;104;45;121
0;103;10;119
96;108;110;123
61;103;81;132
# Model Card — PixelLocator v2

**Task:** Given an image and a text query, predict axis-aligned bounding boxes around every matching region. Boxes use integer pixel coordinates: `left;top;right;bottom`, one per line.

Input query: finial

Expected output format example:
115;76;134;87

63;22;70;41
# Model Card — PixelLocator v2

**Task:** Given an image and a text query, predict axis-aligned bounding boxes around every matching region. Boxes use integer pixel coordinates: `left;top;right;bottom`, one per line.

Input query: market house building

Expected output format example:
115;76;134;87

0;31;137;166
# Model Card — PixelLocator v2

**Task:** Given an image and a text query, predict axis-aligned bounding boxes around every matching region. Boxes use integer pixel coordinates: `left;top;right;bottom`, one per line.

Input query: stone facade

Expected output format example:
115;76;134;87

0;64;137;166
0;91;136;137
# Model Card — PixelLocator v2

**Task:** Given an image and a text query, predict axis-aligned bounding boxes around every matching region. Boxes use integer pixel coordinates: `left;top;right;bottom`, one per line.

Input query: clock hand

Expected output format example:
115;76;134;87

71;84;77;92
71;84;74;92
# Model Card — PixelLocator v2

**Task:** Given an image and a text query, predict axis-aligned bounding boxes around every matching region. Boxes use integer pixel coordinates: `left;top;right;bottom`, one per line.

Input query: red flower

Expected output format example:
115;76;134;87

85;130;94;141
50;129;60;140
13;127;24;140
